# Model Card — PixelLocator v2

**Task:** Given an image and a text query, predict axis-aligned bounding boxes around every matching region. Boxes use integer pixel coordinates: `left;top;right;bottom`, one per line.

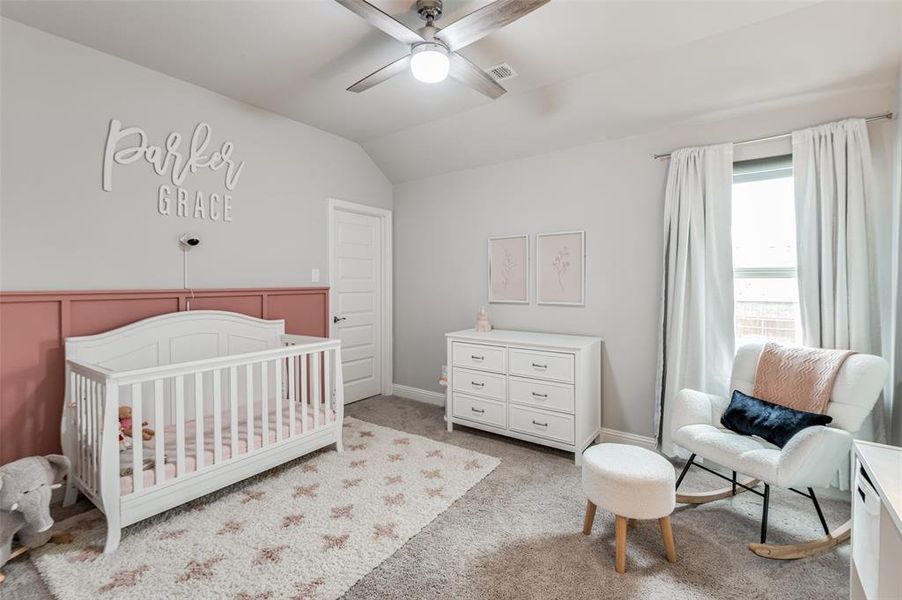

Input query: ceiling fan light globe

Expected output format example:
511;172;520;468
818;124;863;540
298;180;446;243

410;42;450;83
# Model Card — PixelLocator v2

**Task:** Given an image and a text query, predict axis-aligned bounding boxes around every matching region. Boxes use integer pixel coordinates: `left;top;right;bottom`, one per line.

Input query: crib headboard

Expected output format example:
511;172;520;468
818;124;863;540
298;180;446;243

65;310;286;371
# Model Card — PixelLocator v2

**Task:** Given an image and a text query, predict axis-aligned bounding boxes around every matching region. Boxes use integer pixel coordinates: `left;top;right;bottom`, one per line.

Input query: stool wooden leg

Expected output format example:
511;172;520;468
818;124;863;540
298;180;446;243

615;515;628;573
582;500;597;535
659;516;677;563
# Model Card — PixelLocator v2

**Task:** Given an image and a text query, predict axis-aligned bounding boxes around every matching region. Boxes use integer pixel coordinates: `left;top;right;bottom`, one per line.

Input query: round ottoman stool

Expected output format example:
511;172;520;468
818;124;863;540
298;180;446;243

581;443;677;573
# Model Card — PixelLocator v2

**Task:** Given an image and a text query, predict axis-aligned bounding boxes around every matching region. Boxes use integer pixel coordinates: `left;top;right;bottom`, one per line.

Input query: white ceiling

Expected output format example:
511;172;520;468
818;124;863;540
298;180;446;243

3;1;901;182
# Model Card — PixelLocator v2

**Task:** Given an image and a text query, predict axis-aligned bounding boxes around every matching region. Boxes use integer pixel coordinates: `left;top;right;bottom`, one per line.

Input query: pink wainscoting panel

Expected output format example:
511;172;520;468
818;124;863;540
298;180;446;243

69;297;181;337
0;301;63;462
268;292;328;338
0;288;329;464
188;294;263;317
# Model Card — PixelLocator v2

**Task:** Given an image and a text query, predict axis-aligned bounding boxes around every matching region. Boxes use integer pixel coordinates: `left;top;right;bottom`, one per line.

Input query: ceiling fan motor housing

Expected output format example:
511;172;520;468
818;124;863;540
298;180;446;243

417;0;443;22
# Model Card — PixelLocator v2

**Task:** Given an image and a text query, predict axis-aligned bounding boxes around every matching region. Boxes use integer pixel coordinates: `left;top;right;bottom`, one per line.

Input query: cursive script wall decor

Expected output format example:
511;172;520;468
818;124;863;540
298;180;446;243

102;119;246;222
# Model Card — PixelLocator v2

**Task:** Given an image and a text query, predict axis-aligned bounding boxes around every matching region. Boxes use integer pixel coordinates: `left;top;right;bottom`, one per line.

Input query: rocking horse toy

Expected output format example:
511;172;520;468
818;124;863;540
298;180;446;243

670;342;888;559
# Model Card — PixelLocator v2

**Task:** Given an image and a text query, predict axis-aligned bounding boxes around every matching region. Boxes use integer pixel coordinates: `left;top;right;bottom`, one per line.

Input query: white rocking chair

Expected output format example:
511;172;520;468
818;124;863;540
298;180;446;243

670;342;888;559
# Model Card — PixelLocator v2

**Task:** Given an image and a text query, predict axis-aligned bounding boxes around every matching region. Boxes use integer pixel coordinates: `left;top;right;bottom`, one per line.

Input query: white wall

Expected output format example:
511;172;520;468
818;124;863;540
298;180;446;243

0;19;391;290
891;65;902;445
393;85;898;437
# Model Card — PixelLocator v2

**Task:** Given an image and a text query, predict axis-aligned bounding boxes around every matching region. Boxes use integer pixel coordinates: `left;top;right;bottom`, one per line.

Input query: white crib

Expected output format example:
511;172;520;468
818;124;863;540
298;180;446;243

60;310;344;553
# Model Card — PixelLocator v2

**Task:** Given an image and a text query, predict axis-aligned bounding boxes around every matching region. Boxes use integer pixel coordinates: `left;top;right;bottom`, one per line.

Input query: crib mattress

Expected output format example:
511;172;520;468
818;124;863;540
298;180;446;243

120;402;333;494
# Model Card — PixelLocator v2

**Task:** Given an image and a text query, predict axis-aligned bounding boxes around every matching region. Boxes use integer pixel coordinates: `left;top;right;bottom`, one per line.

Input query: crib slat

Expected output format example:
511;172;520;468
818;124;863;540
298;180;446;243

95;384;103;494
85;379;92;488
131;383;143;493
275;359;283;443
175;375;186;477
288;356;297;437
229;367;239;459
194;373;204;470
323;350;335;423
83;377;89;483
88;380;95;486
246;363;255;453
312;352;321;430
90;380;97;484
76;375;83;482
73;373;81;483
89;378;95;484
213;369;222;464
154;379;165;485
300;354;308;434
260;361;269;446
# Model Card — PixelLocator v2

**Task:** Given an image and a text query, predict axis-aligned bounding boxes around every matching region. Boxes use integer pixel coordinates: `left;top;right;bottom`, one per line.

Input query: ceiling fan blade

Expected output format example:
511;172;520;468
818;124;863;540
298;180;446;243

449;52;506;99
347;54;411;93
334;0;424;45
436;0;550;51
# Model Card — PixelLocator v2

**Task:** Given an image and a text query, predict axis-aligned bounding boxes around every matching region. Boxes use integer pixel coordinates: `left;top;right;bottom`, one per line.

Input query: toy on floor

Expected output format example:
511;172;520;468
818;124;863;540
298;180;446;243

119;405;155;451
0;455;73;584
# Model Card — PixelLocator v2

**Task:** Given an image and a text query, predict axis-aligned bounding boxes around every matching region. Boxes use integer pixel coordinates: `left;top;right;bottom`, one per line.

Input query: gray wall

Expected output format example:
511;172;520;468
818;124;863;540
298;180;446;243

393;85;898;438
0;19;392;291
892;65;902;445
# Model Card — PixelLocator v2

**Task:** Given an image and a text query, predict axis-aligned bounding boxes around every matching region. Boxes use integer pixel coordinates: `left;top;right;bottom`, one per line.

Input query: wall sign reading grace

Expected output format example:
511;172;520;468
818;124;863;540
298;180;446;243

102;119;246;222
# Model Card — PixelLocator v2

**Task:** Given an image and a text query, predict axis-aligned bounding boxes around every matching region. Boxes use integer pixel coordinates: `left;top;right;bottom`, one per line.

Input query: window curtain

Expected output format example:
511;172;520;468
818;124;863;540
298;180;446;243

792;118;882;488
655;143;735;456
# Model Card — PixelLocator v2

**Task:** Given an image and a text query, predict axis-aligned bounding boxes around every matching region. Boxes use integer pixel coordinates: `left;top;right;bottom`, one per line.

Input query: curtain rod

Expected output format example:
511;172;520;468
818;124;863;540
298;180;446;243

653;112;894;160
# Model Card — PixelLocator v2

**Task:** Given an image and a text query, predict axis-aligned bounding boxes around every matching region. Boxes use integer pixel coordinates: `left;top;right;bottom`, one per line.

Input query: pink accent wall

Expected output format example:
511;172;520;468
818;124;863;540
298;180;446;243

0;287;329;464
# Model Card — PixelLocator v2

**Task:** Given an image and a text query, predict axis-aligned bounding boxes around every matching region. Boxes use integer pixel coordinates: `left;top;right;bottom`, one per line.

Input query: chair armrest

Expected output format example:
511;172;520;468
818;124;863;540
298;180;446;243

775;426;853;488
670;388;729;433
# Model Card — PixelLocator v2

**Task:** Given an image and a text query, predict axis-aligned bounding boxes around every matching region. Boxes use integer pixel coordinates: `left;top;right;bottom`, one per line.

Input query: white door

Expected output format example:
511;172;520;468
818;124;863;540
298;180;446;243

331;207;383;403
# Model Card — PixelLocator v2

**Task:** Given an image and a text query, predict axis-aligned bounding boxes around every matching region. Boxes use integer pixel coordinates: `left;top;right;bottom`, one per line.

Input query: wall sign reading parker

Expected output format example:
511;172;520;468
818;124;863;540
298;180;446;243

102;119;246;222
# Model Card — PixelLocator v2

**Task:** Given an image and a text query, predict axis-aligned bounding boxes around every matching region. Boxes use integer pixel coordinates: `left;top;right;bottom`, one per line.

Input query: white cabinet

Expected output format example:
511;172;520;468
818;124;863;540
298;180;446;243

445;329;602;464
850;441;902;600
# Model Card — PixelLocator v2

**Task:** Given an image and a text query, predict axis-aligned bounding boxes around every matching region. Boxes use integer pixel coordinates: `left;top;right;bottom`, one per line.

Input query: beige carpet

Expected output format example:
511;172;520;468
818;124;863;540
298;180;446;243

29;417;498;600
6;396;851;599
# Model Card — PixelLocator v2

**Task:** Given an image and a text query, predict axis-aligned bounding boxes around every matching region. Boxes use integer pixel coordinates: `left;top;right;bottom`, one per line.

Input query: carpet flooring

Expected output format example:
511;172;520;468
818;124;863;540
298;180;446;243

4;396;851;599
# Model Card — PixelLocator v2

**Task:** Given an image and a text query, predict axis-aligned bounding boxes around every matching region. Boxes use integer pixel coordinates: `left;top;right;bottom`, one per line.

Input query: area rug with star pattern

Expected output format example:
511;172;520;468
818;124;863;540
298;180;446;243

31;417;500;599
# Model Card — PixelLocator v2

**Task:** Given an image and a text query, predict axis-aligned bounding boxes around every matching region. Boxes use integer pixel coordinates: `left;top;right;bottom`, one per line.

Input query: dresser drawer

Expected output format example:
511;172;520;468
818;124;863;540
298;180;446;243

452;342;506;373
509;376;574;413
452;367;506;401
509;405;574;444
509;349;574;383
452;393;506;429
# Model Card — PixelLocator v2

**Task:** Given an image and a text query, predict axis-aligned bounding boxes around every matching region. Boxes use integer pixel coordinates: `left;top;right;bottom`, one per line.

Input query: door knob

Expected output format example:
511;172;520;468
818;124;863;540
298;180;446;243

333;316;347;324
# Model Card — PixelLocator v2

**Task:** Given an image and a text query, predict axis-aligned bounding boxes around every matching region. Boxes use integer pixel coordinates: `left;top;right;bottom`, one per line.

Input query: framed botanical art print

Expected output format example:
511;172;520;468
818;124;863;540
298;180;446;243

536;230;585;306
488;234;529;304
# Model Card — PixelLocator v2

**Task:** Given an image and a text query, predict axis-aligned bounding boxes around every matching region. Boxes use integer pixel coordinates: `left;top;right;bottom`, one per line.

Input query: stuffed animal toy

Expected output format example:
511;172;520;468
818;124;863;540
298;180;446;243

118;405;154;451
0;455;71;573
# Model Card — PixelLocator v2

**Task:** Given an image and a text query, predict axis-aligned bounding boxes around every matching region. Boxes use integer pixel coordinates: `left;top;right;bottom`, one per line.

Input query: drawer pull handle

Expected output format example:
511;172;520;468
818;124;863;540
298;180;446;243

471;381;485;387
532;420;548;427
531;392;548;398
532;363;548;369
471;355;485;361
471;407;485;414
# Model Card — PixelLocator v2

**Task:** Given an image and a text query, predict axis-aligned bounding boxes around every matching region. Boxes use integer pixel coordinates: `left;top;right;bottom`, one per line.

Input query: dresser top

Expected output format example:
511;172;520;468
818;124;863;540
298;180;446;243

855;440;902;535
446;328;602;350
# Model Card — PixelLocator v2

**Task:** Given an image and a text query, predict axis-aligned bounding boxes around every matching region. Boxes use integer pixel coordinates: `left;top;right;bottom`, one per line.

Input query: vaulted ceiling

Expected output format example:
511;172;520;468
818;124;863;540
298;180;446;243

3;1;901;182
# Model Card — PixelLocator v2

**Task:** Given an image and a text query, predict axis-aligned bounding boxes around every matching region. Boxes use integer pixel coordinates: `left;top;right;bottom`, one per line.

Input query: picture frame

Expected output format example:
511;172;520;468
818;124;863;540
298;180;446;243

488;234;529;304
536;230;585;306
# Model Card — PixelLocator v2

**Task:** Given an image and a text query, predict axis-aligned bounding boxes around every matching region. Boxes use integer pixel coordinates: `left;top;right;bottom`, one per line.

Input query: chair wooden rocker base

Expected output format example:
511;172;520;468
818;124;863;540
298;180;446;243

669;343;888;562
674;453;850;560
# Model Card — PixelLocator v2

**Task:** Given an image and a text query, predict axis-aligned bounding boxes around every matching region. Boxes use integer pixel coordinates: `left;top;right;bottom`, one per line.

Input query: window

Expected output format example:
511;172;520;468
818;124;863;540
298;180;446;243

732;155;801;345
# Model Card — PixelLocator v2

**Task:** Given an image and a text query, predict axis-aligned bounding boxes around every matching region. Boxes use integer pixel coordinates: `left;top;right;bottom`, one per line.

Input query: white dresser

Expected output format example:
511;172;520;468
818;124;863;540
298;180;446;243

445;329;602;464
850;440;902;600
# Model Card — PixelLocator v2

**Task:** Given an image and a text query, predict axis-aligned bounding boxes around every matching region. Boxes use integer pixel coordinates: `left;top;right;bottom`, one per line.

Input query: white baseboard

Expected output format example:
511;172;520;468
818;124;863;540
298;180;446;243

597;427;657;449
392;383;446;407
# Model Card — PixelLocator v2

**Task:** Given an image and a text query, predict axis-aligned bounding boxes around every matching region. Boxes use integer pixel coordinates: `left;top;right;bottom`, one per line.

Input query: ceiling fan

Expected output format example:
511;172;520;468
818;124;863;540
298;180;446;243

334;0;550;99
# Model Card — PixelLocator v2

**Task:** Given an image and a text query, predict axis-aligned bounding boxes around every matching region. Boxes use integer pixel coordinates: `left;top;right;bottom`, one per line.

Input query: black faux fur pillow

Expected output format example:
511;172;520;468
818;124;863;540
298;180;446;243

720;390;833;448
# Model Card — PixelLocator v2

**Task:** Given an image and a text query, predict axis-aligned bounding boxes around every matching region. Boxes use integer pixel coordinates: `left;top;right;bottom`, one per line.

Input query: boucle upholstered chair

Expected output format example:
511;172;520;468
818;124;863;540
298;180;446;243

670;342;888;559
